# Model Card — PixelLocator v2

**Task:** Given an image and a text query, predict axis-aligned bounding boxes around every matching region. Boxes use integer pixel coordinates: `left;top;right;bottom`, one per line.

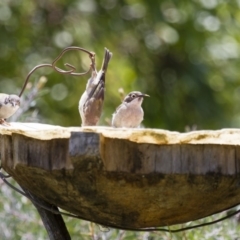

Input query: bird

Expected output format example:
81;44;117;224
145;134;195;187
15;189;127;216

79;48;112;126
112;91;149;128
0;94;21;125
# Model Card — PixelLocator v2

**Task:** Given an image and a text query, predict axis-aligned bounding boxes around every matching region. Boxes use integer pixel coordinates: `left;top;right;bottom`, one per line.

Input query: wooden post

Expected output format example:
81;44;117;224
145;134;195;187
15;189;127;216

22;187;71;240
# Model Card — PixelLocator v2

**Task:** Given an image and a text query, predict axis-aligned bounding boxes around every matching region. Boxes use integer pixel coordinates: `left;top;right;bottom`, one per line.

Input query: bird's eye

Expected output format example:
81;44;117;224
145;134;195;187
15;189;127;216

131;94;136;98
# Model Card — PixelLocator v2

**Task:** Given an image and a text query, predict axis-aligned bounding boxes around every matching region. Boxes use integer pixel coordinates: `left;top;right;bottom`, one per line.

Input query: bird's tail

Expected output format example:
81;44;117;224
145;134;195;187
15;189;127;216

101;48;112;72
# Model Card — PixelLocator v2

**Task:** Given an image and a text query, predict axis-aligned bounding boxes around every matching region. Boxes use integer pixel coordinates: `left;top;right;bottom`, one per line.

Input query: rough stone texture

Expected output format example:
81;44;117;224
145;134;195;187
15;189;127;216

1;123;240;229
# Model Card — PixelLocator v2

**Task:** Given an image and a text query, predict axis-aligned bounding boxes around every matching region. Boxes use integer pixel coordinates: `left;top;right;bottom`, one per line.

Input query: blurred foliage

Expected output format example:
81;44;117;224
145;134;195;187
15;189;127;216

1;0;240;130
1;0;240;238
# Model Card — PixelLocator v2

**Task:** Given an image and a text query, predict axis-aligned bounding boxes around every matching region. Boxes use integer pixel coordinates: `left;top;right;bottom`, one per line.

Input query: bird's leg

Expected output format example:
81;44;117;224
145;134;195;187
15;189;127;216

89;53;97;77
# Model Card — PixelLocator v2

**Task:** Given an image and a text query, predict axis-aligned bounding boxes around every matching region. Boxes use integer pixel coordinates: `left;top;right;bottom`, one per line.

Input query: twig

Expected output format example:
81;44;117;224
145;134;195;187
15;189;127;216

19;46;95;97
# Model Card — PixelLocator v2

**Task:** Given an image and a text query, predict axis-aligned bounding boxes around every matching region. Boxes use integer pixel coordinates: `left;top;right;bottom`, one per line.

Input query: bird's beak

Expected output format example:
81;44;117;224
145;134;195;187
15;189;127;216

140;94;150;97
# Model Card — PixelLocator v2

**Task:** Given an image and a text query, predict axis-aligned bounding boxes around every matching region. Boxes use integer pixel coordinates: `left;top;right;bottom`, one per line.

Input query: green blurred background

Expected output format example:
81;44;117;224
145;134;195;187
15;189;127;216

1;0;240;130
1;0;240;239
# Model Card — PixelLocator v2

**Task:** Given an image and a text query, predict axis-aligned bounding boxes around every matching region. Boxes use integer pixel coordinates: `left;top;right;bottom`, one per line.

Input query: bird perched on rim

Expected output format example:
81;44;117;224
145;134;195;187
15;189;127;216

79;48;112;126
0;94;21;125
112;91;149;128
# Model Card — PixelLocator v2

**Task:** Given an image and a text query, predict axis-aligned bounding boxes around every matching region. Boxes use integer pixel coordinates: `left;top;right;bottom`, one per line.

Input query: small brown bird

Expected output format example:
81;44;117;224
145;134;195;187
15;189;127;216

79;48;112;126
0;94;20;125
112;91;149;128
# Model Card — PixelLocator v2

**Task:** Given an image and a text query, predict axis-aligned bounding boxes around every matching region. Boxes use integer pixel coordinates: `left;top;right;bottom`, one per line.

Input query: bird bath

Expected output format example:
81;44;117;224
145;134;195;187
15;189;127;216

1;123;240;229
